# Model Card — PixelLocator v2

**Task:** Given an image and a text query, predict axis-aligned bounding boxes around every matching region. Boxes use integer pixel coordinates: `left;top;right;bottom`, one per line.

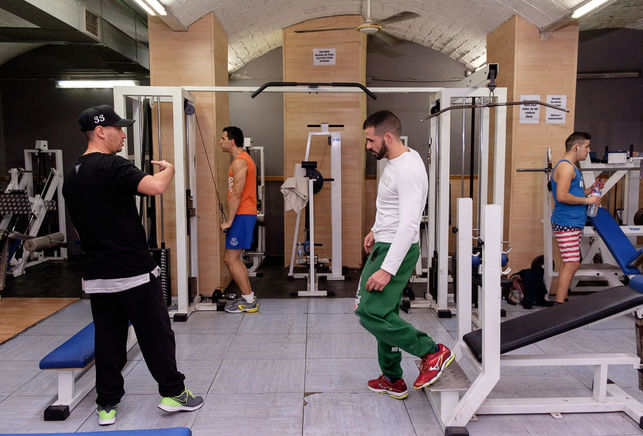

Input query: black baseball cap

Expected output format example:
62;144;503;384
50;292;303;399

78;105;135;132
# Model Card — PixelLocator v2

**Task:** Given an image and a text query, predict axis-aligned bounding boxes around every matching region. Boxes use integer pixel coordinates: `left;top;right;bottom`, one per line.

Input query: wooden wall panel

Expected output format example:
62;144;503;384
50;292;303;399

148;13;230;295
283;15;367;268
488;15;579;272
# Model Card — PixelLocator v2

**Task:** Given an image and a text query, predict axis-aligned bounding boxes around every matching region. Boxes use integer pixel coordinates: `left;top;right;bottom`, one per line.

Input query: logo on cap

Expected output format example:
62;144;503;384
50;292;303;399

78;105;134;132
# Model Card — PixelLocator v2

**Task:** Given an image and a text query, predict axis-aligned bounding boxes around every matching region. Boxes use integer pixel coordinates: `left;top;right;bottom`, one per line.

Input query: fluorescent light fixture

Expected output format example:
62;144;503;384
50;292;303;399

571;0;610;18
133;0;156;16
56;80;138;89
145;0;167;16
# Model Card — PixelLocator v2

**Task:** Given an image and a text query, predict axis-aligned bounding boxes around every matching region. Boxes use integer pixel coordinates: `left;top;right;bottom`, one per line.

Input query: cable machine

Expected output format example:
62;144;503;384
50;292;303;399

113;86;198;321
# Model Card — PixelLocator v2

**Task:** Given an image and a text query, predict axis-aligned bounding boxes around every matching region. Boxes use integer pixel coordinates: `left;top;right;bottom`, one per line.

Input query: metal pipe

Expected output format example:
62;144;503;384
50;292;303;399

157;96;165;244
421;100;569;122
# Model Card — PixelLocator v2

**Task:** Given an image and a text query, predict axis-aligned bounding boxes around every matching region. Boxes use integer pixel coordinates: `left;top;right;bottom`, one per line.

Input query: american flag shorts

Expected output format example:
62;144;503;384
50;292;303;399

552;223;583;263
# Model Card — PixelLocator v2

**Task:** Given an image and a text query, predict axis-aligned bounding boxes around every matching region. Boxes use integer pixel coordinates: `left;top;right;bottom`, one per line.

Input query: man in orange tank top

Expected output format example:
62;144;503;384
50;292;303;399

219;126;259;313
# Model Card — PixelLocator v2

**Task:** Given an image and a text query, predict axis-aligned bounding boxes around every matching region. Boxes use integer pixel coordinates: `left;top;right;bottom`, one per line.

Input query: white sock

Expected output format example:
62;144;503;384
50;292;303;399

242;292;255;303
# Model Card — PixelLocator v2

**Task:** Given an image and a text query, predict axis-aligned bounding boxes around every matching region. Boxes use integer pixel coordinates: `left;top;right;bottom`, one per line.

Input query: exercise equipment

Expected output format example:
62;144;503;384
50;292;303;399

286;123;345;297
589;207;643;276
423;199;643;435
421;83;568;317
113;87;199;321
518;147;642;293
242;138;266;278
39;322;136;421
0;141;67;294
420;86;508;317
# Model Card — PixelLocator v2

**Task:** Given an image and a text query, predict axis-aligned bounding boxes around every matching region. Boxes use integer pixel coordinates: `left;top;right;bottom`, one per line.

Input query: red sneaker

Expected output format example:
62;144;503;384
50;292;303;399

413;344;455;390
367;375;408;399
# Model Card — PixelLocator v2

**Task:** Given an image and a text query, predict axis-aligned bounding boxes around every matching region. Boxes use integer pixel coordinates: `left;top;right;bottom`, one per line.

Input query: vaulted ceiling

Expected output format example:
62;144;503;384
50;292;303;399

0;0;641;79
161;0;643;72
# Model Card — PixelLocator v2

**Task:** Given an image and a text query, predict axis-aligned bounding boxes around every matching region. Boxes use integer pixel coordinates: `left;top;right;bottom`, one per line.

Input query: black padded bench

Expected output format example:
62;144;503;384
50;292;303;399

464;285;643;362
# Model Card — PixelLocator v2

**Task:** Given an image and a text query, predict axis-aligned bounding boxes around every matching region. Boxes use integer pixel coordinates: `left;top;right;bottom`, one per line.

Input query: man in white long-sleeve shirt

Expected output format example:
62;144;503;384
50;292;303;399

354;110;454;400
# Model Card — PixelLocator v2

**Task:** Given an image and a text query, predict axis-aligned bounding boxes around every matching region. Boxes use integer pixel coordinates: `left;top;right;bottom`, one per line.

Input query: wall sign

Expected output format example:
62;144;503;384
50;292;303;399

313;48;336;65
519;95;540;124
546;94;567;124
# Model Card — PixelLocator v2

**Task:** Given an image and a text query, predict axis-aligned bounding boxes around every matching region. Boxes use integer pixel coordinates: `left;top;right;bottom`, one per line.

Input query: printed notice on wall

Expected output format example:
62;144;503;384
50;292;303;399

313;48;336;65
546;95;567;124
519;95;540;124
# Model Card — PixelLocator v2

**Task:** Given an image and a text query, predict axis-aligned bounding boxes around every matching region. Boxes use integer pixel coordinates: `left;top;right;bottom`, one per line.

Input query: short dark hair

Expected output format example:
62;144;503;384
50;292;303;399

223;126;244;148
565;131;591;152
363;110;402;138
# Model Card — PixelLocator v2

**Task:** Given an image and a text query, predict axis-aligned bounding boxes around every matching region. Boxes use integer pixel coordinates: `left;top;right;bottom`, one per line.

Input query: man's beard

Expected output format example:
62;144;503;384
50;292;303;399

371;142;387;160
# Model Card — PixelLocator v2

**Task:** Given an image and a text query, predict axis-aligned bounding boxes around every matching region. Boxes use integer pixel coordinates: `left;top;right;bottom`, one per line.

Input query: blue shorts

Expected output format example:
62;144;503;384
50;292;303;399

225;214;257;249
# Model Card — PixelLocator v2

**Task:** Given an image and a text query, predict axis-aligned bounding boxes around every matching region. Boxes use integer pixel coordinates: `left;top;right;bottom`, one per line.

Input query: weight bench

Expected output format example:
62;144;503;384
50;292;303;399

425;202;643;435
0;427;191;436
39;322;136;421
463;279;643;361
589;207;643;277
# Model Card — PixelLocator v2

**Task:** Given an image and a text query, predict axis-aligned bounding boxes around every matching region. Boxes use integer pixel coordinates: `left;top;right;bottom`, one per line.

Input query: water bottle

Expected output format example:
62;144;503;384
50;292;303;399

297;242;303;262
587;188;601;217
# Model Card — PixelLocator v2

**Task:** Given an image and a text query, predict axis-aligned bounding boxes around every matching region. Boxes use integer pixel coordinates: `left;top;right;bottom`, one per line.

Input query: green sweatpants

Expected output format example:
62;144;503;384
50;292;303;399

354;242;437;379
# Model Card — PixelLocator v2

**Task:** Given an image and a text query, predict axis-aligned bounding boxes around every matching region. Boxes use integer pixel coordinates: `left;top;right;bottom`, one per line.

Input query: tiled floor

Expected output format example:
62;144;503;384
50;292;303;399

0;297;642;435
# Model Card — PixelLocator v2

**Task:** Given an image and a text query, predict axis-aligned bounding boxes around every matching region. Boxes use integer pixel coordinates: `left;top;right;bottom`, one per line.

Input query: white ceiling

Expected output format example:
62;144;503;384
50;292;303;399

161;0;643;72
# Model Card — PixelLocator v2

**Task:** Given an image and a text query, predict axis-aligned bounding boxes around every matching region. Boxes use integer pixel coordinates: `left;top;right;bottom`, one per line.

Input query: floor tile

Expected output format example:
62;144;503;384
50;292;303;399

305;358;381;393
171;311;242;335
306;333;377;359
400;310;450;335
174;334;234;361
498;409;642;435
303;393;415;435
224;334;306;359
0;335;69;361
3;285;643;436
212;359;305;393
403;388;444;434
257;298;309;314
584;313;635;330
192;393;303;435
21;316;94;336
307;313;363;334
492;365;589;392
0;394;94;433
124;359;222;395
307;298;355;314
0;360;40;395
237;313;307;335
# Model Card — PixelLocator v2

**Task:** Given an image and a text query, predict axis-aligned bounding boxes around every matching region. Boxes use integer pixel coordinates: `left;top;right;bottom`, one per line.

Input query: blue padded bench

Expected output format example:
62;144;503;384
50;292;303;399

589;208;643;277
39;322;136;421
0;428;191;436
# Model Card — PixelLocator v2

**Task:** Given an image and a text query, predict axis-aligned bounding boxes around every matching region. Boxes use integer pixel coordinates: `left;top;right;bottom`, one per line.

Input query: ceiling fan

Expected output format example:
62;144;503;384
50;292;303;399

293;0;419;45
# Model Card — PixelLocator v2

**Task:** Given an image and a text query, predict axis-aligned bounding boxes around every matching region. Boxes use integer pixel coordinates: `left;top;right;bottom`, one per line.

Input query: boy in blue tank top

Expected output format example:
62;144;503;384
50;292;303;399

550;132;603;304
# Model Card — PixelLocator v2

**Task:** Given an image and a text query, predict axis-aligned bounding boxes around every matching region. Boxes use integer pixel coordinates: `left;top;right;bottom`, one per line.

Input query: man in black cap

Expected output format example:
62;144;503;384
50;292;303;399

63;105;203;426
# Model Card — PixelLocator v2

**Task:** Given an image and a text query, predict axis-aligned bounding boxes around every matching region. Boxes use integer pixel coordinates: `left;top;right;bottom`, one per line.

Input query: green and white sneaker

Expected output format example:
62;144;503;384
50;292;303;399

224;297;258;313
158;389;204;412
97;404;117;425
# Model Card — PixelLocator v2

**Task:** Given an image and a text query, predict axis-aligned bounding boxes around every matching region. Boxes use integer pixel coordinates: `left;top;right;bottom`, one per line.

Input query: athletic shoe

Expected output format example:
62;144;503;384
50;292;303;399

413;344;455;390
158;388;204;412
367;374;408;399
224;297;258;313
97;404;117;425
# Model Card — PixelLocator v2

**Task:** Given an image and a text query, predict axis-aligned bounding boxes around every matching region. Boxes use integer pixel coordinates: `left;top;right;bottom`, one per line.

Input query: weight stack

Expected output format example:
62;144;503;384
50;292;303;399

151;247;171;306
